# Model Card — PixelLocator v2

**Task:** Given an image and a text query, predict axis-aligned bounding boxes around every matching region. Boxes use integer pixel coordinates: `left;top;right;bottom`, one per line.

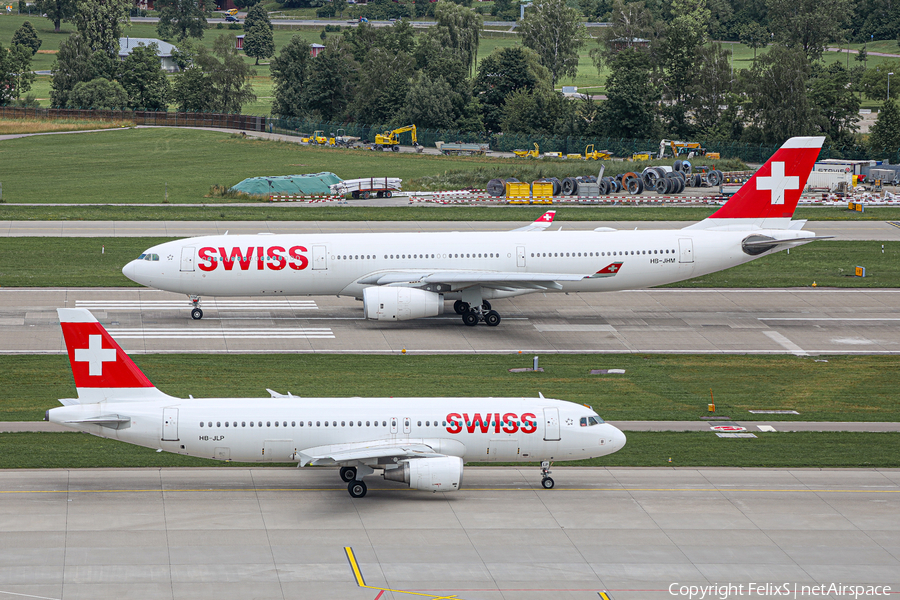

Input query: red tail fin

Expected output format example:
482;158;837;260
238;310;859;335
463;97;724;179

706;136;824;223
58;309;163;401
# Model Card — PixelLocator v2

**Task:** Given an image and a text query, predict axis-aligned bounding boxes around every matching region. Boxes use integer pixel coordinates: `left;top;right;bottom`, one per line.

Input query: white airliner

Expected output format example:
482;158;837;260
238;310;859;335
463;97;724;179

123;137;828;326
47;308;626;497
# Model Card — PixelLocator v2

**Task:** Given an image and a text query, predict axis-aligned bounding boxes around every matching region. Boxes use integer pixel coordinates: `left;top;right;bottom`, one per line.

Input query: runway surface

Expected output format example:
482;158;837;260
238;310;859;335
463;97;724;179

2;287;899;355
2;220;899;240
0;467;897;600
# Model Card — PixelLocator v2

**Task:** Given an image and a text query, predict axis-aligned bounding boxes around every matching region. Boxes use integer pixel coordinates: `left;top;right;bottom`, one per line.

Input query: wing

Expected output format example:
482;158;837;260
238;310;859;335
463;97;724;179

509;210;556;232
357;269;588;292
295;439;445;466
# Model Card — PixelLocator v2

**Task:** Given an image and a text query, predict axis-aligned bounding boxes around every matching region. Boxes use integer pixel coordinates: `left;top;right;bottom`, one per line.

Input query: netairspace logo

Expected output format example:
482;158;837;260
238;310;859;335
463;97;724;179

668;583;893;600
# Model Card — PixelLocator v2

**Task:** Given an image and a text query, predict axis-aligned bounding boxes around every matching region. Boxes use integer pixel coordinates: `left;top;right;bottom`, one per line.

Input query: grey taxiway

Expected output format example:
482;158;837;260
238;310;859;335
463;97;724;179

0;467;897;600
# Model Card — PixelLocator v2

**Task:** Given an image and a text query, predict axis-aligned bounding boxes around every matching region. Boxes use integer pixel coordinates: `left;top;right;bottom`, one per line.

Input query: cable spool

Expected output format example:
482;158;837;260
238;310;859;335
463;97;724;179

562;177;578;196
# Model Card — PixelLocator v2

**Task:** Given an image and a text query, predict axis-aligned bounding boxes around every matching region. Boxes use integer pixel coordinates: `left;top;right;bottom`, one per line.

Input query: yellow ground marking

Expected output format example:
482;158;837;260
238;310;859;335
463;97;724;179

344;546;462;600
598;592;612;600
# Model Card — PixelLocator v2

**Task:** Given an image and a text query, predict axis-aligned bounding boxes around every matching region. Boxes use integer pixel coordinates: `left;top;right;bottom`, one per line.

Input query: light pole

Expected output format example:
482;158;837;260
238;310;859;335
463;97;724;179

889;73;894;101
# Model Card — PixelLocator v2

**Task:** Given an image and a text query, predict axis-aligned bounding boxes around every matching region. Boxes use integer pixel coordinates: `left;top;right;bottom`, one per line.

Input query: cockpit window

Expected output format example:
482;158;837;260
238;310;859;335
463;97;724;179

589;416;604;425
581;416;604;426
151;254;159;261
142;253;159;261
138;254;146;260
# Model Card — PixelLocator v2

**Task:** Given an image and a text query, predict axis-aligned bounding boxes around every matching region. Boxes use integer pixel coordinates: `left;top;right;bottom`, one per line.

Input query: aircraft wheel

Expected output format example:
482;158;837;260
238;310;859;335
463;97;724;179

191;308;203;320
454;300;470;315
482;300;491;311
340;466;357;482
348;480;367;498
484;310;501;327
541;477;555;489
462;312;479;327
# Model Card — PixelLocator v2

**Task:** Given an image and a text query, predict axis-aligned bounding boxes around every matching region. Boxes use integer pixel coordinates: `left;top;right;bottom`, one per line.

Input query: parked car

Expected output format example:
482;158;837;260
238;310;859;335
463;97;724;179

225;15;239;22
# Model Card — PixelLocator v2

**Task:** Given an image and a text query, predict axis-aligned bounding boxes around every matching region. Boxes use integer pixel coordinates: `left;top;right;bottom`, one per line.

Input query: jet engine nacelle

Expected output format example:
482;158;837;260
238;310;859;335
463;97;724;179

382;456;464;492
363;287;444;321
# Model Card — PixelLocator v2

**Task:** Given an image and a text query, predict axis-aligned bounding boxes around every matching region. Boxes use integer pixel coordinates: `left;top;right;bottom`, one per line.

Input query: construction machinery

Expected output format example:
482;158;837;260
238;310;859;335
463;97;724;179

374;125;421;152
435;141;489;156
584;145;611;160
301;130;331;145
658;139;710;159
512;143;540;159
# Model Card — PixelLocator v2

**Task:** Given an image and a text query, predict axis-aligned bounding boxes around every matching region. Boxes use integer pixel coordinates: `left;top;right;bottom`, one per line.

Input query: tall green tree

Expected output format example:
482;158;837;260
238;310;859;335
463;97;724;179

868;99;900;153
473;46;551;132
73;0;132;56
739;44;815;144
34;0;77;33
688;43;733;137
403;71;457;129
119;43;171;110
766;0;851;61
155;0;209;41
519;0;587;85
659;0;711;135
303;37;357;121
8;44;37;100
270;35;311;118
243;5;274;65
591;0;661;70
351;47;413;124
69;77;128;108
597;47;659;139
50;33;94;107
738;22;768;62
194;34;256;113
859;65;900;101
808;62;860;145
171;66;215;111
12;21;42;56
500;88;572;134
425;1;480;74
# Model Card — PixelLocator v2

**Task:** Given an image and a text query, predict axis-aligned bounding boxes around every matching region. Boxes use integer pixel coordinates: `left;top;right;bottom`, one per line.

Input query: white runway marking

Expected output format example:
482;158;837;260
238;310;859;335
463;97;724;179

75;300;318;310
106;327;335;339
763;330;808;356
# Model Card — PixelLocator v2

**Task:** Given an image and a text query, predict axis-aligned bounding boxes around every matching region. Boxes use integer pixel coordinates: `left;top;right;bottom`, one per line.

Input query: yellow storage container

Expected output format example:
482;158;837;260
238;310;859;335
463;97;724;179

506;181;532;203
531;181;554;204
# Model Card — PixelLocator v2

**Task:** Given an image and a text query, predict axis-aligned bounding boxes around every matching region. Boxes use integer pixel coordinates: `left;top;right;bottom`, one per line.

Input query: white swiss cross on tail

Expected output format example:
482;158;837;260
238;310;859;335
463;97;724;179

755;161;800;205
74;334;117;376
703;136;824;224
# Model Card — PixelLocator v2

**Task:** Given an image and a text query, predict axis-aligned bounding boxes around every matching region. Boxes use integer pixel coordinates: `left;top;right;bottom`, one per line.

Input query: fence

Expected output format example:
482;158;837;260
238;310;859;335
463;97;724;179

3;107;898;164
0;107;266;132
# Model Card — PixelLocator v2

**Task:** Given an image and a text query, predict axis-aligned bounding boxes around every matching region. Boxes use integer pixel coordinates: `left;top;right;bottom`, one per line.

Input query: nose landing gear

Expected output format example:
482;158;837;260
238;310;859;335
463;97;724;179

540;461;554;489
189;295;203;320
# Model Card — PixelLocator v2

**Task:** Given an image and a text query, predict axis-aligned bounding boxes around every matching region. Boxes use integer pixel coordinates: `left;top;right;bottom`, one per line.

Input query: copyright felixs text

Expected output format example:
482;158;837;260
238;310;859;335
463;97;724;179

669;583;892;599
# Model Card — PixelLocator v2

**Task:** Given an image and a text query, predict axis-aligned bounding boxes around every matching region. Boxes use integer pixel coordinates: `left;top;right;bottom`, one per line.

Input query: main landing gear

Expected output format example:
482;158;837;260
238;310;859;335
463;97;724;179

340;465;374;498
540;461;555;489
189;295;203;320
453;299;501;327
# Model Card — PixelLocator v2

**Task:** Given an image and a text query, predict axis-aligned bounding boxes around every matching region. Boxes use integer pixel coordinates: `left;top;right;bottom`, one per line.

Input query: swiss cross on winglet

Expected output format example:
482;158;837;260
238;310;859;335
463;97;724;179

588;262;624;278
536;210;556;223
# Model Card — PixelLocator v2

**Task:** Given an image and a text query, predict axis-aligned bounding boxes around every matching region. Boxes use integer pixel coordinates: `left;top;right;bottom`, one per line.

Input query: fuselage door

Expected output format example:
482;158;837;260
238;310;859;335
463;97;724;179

516;246;526;268
678;238;694;263
542;408;560;441
312;245;328;270
180;247;195;272
162;407;179;441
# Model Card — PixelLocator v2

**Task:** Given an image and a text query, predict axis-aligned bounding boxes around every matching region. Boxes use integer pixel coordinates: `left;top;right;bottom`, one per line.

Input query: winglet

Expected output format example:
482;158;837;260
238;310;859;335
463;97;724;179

588;262;623;278
510;210;556;232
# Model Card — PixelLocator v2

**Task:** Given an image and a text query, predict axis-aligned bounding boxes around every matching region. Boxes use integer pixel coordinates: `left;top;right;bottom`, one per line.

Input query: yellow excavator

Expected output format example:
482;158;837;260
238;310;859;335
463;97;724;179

374;125;421;152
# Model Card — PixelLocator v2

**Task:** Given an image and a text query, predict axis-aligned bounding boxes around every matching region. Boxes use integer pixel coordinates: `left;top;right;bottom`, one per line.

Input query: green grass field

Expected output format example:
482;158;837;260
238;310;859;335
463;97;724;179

2;431;898;469
3;353;899;422
0;238;895;287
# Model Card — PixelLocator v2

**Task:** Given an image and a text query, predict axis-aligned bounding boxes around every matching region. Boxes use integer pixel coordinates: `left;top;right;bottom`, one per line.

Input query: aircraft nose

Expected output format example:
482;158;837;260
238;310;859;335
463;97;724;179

610;427;627;452
122;260;137;282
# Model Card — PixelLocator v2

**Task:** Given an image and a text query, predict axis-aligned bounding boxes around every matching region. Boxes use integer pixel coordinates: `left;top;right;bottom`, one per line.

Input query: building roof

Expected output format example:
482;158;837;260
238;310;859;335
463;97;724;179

118;38;177;58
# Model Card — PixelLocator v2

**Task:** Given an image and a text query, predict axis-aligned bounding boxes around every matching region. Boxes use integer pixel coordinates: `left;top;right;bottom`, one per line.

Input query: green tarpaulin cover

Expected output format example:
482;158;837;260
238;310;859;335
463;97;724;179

231;172;342;196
